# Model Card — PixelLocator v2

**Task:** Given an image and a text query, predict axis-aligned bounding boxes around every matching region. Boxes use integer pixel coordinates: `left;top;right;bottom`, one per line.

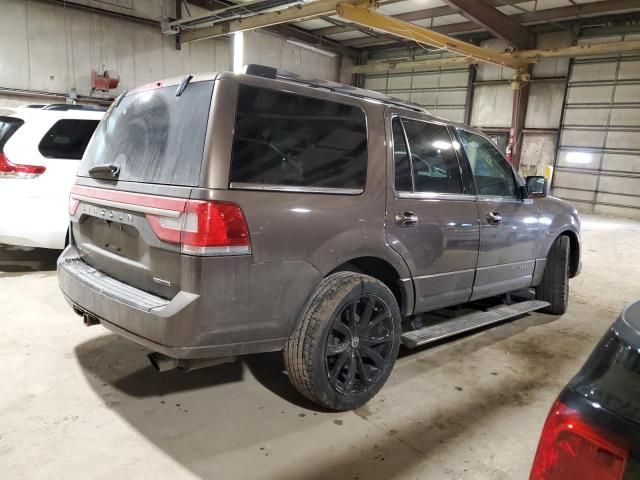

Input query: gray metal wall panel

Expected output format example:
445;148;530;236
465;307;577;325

470;83;512;128
363;66;472;123
553;40;640;218
524;81;565;129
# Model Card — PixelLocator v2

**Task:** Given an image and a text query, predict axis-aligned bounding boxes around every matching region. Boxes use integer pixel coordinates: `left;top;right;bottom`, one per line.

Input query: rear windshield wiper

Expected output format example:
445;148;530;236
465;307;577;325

176;75;193;97
88;164;120;178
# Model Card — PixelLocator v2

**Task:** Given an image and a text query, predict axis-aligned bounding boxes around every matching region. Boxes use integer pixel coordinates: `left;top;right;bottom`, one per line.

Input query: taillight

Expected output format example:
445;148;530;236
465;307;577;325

530;399;628;480
0;152;46;178
69;195;80;216
147;200;250;256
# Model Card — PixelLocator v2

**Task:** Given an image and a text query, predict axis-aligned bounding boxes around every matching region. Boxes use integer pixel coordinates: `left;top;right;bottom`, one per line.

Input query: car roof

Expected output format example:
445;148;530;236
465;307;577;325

2;104;105;122
614;300;640;349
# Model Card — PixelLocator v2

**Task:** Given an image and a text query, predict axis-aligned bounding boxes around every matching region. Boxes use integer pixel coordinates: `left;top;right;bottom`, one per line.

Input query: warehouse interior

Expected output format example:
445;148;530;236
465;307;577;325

2;0;640;478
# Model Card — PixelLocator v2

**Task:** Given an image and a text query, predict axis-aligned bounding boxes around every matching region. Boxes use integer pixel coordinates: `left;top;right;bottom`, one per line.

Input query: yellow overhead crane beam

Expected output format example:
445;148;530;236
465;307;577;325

179;0;529;72
335;3;529;71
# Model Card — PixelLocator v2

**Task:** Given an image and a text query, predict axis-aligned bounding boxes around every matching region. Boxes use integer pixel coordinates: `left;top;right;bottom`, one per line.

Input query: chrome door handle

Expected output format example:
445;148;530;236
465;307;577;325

395;211;419;227
486;212;502;225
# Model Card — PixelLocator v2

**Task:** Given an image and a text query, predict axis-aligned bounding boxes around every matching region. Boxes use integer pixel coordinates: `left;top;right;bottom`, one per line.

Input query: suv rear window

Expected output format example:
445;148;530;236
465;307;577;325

39;119;100;159
78;80;214;186
229;85;367;192
0;116;24;150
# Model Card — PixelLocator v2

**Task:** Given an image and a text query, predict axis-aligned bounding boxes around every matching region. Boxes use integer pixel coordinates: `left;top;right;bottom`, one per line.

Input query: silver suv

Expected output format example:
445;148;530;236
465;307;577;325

58;66;581;411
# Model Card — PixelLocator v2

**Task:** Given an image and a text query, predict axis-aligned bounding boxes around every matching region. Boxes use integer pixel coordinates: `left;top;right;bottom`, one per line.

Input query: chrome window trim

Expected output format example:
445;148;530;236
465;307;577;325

229;182;364;195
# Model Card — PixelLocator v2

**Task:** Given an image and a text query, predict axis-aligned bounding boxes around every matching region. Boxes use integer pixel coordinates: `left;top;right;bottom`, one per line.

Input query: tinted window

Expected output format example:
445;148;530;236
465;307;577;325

38;119;99;159
0;116;24;150
79;80;213;186
402;119;463;194
458;129;517;197
230;85;367;191
392;117;412;192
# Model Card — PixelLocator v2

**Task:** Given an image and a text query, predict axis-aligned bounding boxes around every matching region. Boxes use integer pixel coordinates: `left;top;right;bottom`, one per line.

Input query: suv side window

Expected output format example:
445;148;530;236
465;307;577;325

230;85;367;191
395;118;463;194
458;129;517;197
39;119;100;160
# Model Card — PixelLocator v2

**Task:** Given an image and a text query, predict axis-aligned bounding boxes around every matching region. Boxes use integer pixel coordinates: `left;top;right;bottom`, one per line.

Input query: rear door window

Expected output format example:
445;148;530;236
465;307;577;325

230;85;367;192
0;116;24;150
392;117;463;195
38;119;100;159
78;80;214;186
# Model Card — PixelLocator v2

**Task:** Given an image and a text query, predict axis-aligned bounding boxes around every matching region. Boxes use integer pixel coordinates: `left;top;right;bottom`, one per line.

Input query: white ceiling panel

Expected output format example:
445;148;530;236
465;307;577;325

431;13;468;27
534;0;572;11
292;18;334;30
326;30;370;41
378;0;445;16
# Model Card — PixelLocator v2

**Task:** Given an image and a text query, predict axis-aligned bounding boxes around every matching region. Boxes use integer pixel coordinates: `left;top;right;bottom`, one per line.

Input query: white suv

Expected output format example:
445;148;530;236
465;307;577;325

0;104;105;249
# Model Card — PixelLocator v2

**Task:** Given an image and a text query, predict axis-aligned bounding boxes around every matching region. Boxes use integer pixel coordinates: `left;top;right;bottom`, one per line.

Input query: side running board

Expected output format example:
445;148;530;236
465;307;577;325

401;299;550;348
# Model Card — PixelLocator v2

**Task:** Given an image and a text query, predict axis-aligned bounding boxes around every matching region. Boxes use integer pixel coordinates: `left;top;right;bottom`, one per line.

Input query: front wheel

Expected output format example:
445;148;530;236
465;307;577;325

536;235;570;315
284;272;401;411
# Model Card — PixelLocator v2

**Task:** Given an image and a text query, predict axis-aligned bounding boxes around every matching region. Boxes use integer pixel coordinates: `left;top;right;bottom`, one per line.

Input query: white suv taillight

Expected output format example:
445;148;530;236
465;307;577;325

0;152;46;178
70;185;251;256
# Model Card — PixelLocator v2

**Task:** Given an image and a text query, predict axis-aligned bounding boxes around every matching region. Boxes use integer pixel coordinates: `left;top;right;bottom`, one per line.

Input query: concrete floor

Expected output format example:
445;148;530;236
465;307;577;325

1;213;639;480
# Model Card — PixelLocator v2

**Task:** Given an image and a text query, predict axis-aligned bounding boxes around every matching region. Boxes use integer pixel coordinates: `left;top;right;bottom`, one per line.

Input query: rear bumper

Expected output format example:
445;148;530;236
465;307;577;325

57;247;287;359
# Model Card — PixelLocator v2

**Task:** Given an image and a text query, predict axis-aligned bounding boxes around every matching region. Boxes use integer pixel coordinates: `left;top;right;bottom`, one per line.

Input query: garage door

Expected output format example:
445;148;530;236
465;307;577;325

553;37;640;219
364;66;471;123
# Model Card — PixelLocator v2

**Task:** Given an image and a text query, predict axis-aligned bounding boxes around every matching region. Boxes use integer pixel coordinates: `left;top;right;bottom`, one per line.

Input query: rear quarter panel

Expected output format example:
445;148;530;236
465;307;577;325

194;79;411;339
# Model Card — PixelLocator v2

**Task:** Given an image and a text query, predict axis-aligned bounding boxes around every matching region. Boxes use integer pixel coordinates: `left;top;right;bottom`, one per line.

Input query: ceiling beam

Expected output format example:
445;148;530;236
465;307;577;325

343;0;640;48
181;0;357;43
267;23;358;58
350;39;640;74
311;0;528;37
441;0;535;49
183;0;356;58
336;3;527;69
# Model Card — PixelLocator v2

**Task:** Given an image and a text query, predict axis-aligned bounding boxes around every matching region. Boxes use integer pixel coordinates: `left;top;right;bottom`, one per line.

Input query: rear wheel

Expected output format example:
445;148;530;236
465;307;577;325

284;272;401;411
536;235;570;315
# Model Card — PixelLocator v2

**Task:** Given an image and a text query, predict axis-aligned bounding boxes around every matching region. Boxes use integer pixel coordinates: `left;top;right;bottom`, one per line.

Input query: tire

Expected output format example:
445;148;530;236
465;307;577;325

536;235;570;315
284;272;401;411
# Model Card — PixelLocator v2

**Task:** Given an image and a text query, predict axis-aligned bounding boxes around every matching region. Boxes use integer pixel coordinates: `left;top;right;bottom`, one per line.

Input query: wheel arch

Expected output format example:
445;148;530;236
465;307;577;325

557;230;580;278
329;256;413;316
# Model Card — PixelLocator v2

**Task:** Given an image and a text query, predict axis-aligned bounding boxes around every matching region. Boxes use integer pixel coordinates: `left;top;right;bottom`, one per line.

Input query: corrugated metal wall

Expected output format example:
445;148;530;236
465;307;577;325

553;35;640;219
0;0;340;107
363;66;471;123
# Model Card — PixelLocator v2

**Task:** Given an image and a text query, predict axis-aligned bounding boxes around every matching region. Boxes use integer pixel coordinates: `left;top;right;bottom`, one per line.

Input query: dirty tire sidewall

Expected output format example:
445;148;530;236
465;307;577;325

284;272;401;411
536;235;570;315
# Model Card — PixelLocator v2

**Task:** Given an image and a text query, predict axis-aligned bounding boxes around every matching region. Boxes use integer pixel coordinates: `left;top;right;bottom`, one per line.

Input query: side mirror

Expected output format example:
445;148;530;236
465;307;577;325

526;176;548;198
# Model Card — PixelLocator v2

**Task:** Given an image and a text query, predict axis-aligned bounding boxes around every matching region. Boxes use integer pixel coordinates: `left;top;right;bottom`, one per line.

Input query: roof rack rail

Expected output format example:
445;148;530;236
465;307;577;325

242;64;428;114
42;104;108;112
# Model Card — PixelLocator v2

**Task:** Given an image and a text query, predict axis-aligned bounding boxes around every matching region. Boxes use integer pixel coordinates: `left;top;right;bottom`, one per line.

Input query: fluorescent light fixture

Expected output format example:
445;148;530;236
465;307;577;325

286;39;337;58
566;151;592;164
233;32;244;74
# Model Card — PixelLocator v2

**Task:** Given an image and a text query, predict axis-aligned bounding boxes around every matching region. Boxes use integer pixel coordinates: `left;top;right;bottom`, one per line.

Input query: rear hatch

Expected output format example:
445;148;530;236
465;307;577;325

72;78;218;299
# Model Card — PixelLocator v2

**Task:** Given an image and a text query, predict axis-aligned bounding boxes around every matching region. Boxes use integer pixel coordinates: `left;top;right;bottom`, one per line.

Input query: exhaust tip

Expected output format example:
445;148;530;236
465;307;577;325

147;352;179;372
82;312;100;326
